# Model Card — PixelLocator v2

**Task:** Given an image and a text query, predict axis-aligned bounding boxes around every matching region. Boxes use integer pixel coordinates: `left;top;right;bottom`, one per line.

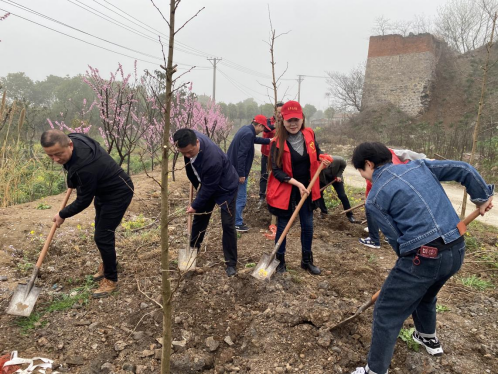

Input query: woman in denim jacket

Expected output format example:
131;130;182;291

350;142;494;374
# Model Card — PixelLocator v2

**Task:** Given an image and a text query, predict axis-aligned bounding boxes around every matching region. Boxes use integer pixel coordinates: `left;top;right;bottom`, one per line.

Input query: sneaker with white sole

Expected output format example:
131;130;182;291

351;368;366;374
359;237;381;249
412;330;444;356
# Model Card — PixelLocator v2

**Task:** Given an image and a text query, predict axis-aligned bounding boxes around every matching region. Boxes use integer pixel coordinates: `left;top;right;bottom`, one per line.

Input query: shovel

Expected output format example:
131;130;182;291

330;208;482;330
252;163;326;281
6;188;73;317
178;184;197;271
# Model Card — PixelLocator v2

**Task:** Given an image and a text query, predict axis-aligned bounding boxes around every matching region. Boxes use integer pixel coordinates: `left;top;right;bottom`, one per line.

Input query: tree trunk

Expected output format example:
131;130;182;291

160;1;176;373
460;12;497;219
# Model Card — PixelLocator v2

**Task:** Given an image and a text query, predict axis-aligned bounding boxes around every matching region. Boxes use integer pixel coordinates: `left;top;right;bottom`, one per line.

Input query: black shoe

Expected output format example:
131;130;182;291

300;252;321;275
225;266;236;277
320;212;328;219
235;224;249;232
347;215;356;223
276;253;287;273
412;331;444;356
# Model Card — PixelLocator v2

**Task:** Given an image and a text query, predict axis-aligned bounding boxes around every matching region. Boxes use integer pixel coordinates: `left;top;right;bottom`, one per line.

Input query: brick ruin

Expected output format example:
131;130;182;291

362;33;442;116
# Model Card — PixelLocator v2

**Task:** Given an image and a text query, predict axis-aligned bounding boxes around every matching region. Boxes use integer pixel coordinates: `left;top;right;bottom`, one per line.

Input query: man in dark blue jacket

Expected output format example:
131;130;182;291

173;129;239;277
226;115;271;232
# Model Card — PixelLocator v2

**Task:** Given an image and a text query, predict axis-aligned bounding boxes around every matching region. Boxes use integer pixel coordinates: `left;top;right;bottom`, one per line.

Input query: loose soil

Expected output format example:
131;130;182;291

0;164;497;374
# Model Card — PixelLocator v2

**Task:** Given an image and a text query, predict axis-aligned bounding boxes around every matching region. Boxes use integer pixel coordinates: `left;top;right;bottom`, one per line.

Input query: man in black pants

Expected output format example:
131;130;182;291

41;129;133;298
317;156;355;223
173;129;239;277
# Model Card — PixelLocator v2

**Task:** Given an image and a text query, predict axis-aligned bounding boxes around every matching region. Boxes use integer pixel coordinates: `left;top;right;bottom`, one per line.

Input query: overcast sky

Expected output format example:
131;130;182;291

0;0;449;110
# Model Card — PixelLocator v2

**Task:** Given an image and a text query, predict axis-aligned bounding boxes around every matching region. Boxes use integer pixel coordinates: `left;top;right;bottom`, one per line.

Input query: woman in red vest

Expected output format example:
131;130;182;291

266;101;331;275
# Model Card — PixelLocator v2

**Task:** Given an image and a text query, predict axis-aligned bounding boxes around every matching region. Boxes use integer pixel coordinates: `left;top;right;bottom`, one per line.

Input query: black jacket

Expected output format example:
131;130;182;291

59;134;133;219
185;131;239;211
226;124;270;178
319;156;346;187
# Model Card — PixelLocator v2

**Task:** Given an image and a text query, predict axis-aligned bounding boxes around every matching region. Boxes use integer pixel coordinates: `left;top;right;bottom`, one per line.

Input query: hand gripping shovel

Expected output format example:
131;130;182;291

330;208;482;330
252;161;327;281
7;188;73;317
178;184;197;271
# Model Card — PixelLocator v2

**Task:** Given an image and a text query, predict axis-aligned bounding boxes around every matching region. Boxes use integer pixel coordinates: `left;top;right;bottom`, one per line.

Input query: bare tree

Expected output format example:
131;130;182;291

326;62;365;112
372;15;393;35
150;1;203;373
435;0;498;53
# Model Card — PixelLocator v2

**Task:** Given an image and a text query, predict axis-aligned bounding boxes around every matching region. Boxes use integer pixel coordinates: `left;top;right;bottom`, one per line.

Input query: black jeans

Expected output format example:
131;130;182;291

259;154;269;199
190;192;238;267
94;188;134;282
317;181;352;215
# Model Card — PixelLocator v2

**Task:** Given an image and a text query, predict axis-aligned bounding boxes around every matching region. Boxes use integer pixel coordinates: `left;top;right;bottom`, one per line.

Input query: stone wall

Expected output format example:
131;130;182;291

362;34;441;116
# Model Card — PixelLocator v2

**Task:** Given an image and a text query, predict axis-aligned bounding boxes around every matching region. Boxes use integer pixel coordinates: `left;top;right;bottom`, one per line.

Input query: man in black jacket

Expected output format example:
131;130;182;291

41;129;134;298
226;115;270;232
317;156;355;223
173;129;240;277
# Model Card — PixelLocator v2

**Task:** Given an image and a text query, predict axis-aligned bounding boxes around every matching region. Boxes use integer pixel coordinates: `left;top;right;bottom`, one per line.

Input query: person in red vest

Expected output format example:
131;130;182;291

266;101;331;275
257;102;283;210
359;149;427;248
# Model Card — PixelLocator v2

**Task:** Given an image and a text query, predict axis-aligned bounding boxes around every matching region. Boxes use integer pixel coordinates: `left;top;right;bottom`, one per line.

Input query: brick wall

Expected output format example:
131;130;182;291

362;34;440;116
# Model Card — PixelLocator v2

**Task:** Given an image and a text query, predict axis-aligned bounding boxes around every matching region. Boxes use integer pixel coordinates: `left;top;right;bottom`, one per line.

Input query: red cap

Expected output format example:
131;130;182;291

281;101;303;120
253;114;271;130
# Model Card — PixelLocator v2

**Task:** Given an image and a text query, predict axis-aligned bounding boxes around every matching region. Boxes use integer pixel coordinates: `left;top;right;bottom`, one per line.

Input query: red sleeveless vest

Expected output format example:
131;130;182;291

266;128;321;210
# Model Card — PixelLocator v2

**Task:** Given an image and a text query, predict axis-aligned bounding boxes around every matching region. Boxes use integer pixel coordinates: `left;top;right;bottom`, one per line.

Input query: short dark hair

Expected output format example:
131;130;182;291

276;102;284;108
173;128;197;148
41;129;71;148
351;142;392;170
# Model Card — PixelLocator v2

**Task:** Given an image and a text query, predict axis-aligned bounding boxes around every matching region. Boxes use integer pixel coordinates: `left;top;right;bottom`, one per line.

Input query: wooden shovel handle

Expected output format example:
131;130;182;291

337;202;365;216
457;208;481;235
35;188;73;268
275;163;326;247
187;184;194;235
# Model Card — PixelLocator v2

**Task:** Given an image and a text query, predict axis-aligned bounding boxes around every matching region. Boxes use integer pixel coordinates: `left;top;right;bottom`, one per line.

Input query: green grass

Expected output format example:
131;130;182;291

245;263;256;268
398;327;420;352
36;202;51;210
15;276;94;334
460;275;495;290
436;304;450;313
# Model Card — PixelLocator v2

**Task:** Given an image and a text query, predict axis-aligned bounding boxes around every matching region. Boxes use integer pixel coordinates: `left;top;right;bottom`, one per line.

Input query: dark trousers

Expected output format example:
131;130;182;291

94;188;134;282
276;203;314;255
259;154;269;199
318;181;352;215
190;193;238;267
367;239;465;373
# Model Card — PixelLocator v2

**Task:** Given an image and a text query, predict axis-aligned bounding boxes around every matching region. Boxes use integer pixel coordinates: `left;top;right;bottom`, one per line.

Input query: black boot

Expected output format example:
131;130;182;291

301;252;321;275
276;253;287;273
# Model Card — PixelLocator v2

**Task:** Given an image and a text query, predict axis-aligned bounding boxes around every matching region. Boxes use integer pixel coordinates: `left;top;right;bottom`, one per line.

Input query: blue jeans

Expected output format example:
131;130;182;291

276;205;314;255
367;239;465;374
235;178;248;226
366;207;380;246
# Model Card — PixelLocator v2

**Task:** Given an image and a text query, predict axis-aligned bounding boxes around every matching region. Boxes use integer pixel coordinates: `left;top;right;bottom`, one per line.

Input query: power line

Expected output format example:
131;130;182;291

218;68;268;98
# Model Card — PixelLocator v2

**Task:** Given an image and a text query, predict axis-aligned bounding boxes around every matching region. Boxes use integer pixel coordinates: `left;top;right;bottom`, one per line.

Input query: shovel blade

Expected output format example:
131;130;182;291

6;284;41;317
178;246;197;271
251;254;280;281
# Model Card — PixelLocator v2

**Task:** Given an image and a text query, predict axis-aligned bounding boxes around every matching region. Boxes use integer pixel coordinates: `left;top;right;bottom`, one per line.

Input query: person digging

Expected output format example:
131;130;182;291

41;129;134;298
349;142;493;374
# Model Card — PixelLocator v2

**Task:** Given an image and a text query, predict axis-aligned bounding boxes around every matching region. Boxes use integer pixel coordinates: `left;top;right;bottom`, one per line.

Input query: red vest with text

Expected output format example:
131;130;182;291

365;148;409;197
266;127;321;210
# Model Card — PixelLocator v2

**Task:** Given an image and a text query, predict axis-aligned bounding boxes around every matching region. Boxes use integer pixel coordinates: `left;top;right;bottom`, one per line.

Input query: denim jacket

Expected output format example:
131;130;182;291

367;159;494;256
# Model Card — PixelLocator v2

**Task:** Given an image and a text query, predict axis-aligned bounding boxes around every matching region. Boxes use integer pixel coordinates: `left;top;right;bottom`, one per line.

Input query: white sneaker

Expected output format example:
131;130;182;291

364;226;369;232
351;368;366;374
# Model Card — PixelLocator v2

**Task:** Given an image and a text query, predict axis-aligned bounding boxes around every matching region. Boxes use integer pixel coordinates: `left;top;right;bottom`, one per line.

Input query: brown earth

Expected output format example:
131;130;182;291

0;164;497;374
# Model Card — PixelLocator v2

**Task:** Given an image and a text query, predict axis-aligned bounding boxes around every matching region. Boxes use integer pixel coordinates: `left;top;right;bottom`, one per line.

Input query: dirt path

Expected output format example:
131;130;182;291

342;165;498;227
0;165;496;374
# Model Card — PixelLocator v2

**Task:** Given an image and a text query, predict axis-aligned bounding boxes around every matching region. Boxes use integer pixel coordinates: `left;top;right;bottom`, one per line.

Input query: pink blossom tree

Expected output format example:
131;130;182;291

83;62;153;173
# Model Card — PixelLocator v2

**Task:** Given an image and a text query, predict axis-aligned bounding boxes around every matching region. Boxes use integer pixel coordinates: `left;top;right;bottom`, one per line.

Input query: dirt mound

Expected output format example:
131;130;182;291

0;167;497;374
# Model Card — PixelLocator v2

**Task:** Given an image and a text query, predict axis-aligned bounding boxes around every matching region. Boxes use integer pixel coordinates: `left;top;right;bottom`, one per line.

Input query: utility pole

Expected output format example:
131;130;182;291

297;75;305;102
207;57;222;102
